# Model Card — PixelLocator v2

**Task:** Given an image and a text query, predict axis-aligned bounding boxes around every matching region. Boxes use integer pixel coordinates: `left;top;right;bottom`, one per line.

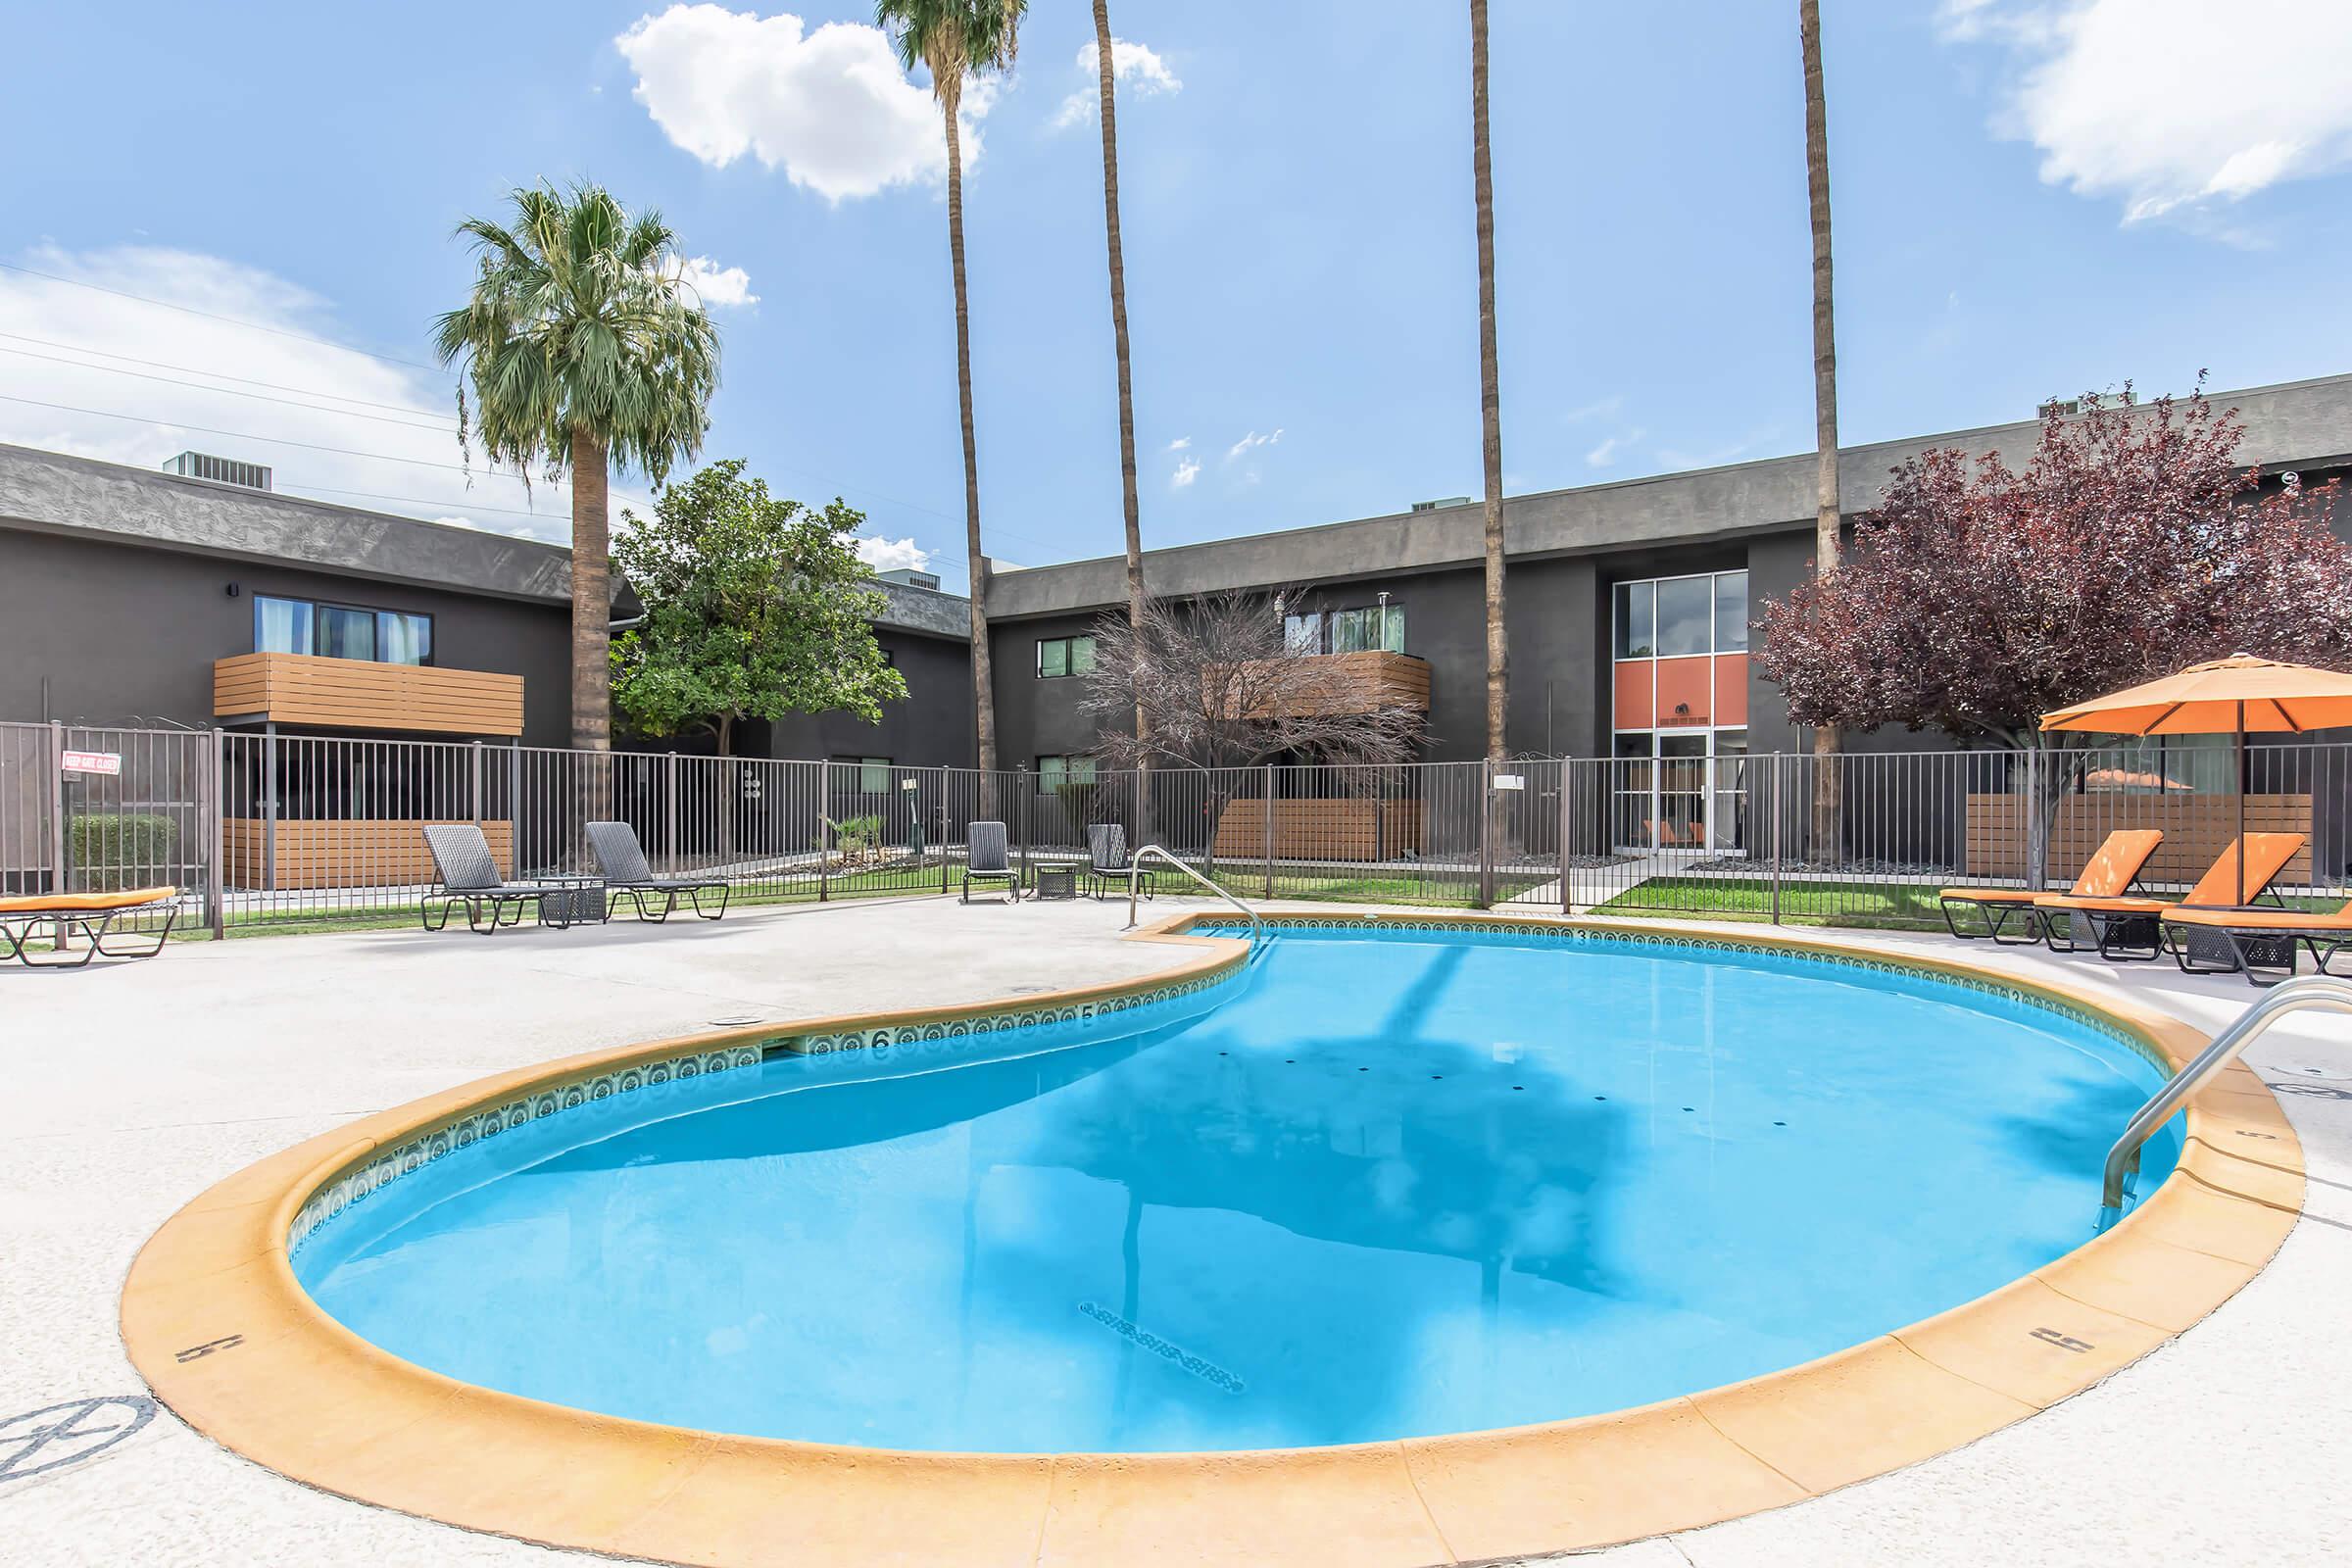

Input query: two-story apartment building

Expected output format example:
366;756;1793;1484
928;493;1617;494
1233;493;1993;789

984;373;2352;790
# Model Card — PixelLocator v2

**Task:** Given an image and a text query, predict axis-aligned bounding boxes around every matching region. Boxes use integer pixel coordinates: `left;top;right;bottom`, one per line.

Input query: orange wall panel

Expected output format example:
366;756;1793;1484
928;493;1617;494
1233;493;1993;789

1714;654;1749;727
1654;658;1711;726
1613;662;1652;728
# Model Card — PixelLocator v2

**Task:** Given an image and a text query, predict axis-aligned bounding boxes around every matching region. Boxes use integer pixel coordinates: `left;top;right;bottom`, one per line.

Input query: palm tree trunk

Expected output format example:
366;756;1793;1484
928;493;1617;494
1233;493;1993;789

568;427;612;754
569;427;612;860
1471;0;1507;767
1096;0;1152;841
944;100;998;776
1800;0;1842;860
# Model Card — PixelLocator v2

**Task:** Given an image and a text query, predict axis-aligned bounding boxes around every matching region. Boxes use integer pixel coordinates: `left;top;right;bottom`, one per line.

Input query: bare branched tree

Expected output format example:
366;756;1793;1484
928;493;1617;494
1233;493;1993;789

1078;587;1431;773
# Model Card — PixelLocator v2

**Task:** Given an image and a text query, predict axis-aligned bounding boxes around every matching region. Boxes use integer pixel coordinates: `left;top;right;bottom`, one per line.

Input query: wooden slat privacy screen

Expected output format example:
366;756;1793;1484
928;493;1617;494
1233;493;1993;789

222;818;515;891
1962;793;2316;886
215;654;524;737
1212;652;1432;719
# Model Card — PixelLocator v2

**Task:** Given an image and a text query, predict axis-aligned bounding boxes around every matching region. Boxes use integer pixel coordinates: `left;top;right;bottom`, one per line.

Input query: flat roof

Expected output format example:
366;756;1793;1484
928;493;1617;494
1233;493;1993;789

984;371;2352;618
0;441;971;635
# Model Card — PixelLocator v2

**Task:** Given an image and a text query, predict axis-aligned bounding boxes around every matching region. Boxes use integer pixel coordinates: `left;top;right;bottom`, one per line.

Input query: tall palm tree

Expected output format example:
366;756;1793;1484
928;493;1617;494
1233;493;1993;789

435;182;718;757
1470;0;1507;766
1799;0;1842;853
877;0;1027;775
1093;0;1151;825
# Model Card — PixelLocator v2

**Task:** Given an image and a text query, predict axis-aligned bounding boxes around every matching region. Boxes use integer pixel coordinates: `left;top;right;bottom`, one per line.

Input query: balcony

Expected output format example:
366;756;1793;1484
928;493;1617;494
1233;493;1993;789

214;653;525;737
1216;651;1432;719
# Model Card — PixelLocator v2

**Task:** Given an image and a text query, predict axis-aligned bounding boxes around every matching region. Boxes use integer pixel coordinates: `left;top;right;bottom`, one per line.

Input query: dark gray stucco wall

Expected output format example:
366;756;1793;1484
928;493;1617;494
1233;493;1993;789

0;526;574;741
991;612;1109;767
746;629;974;767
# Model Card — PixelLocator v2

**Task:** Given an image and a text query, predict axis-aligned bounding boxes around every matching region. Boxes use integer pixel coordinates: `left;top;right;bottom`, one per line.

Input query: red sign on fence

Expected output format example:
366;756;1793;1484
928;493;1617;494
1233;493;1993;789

62;750;122;776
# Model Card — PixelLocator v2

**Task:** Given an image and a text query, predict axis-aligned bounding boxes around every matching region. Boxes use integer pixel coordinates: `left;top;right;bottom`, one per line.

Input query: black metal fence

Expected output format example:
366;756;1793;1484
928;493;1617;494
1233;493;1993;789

4;720;2347;942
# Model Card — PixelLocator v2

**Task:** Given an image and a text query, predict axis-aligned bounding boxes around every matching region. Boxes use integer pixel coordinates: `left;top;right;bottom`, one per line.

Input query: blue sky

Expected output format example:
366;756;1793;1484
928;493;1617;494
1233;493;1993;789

3;1;2348;590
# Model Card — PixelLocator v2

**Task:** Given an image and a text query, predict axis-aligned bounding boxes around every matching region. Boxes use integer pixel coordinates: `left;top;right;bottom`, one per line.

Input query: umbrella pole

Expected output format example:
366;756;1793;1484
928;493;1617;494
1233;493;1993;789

2236;702;2246;906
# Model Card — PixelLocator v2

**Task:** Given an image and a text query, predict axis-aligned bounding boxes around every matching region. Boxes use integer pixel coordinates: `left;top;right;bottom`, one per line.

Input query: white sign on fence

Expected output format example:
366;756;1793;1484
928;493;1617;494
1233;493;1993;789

1491;773;1525;791
62;750;122;776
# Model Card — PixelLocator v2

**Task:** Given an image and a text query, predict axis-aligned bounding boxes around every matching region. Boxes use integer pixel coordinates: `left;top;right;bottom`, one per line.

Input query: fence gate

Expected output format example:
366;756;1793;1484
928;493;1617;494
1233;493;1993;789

0;721;217;936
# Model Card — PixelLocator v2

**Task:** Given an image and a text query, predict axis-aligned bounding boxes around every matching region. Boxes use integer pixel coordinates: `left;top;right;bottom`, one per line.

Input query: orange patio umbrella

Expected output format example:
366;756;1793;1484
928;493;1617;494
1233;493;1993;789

2041;656;2352;904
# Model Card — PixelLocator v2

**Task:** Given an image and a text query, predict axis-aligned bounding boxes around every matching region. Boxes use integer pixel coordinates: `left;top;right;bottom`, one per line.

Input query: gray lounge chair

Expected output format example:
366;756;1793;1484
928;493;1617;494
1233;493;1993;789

420;824;578;934
960;820;1021;904
587;820;730;922
1080;823;1140;901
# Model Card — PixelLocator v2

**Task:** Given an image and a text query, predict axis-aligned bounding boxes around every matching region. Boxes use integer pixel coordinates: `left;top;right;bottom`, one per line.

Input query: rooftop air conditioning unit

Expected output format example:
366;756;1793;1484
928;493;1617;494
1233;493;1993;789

876;567;943;592
1409;496;1473;513
163;451;272;491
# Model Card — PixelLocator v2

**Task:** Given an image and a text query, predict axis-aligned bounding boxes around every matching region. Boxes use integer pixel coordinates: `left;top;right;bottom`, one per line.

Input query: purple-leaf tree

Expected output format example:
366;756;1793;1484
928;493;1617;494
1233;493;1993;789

1757;383;2352;754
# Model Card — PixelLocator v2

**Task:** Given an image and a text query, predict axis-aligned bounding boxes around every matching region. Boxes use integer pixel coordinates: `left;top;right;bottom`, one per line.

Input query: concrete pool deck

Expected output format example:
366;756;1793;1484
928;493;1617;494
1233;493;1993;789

4;897;2347;1564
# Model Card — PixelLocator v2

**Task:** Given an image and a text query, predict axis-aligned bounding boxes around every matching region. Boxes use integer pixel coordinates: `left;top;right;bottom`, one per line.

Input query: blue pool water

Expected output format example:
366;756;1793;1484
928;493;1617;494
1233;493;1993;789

296;929;2178;1452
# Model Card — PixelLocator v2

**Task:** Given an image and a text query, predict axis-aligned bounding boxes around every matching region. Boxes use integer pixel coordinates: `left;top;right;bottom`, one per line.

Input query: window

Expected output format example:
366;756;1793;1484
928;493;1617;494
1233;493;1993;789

1655;576;1711;657
253;596;434;665
835;756;891;793
318;605;375;662
1330;604;1406;654
254;596;314;656
1284;604;1406;656
1037;755;1097;794
1612;582;1654;659
1038;635;1096;678
1712;571;1748;654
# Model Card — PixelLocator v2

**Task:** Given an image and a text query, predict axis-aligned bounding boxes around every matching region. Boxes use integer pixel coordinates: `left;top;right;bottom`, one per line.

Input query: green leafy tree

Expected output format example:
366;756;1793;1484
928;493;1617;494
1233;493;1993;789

434;180;720;756
611;460;909;759
874;0;1027;773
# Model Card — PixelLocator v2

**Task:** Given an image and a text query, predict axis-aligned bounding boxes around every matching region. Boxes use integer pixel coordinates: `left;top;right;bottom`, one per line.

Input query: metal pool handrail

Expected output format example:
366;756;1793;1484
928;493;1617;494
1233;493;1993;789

1125;844;1267;956
2100;973;2352;1213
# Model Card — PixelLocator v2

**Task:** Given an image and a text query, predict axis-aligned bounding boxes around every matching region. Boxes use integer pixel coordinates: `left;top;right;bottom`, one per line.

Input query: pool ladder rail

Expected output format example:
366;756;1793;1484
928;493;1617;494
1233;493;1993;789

1123;845;1269;962
2100;974;2352;1217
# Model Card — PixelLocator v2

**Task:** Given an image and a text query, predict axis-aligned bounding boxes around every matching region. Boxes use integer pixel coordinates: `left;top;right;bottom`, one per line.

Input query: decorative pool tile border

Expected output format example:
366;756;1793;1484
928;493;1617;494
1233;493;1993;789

286;948;1250;1254
1187;913;2175;1073
773;959;1242;1059
287;1041;765;1252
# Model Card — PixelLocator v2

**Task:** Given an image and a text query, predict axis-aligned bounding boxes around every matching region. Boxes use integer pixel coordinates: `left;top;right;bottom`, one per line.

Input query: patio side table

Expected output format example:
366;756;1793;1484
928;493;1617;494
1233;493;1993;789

1032;866;1077;902
539;878;609;927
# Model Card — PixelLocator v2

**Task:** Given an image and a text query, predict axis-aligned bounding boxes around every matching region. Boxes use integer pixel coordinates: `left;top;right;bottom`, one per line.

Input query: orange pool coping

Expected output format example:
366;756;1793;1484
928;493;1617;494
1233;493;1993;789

122;911;2306;1567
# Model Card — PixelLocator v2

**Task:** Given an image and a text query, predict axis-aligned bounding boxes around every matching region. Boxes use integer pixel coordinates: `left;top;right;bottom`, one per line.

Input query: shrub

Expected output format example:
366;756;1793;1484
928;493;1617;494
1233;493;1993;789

70;812;178;891
834;814;885;854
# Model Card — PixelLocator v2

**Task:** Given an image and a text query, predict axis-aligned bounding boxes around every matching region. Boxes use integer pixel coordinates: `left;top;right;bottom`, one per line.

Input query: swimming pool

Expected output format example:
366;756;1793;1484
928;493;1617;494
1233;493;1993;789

291;922;2181;1454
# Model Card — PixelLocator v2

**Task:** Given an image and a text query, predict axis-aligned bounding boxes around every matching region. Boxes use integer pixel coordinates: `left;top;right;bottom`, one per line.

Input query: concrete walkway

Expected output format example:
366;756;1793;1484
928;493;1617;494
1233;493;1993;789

2;898;2345;1565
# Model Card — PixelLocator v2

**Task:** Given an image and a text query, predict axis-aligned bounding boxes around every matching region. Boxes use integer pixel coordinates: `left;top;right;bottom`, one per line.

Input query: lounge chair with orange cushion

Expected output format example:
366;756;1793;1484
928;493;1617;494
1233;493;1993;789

0;885;179;969
1938;829;2163;945
2162;900;2352;986
2035;832;2307;962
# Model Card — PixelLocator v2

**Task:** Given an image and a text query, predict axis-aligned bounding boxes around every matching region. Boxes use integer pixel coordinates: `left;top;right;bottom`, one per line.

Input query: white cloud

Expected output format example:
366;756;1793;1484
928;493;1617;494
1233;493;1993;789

671;255;759;308
615;5;994;203
0;243;644;546
1225;427;1283;460
1051;36;1182;131
1938;1;2352;222
1585;428;1645;468
1165;434;1190;451
855;534;932;574
1170;456;1200;489
1562;395;1624;424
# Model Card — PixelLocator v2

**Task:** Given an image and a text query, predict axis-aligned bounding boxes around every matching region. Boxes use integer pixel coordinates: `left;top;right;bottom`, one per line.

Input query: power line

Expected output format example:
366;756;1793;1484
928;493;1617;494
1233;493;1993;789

0;388;1027;563
0;393;494;476
0;331;453;418
0;346;453;433
0;261;442;372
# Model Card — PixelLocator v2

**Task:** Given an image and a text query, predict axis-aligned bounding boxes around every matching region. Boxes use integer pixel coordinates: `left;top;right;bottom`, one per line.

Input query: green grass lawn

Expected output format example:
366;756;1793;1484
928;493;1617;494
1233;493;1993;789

1592;875;1948;931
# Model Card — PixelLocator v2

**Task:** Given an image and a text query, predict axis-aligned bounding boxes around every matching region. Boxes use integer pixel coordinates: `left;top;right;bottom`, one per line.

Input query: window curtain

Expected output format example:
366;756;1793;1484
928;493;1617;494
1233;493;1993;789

254;596;312;655
376;612;431;665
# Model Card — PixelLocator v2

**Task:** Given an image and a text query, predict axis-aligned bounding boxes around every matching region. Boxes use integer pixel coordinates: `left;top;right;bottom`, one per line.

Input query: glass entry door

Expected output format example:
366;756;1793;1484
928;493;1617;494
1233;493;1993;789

1611;729;1749;854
